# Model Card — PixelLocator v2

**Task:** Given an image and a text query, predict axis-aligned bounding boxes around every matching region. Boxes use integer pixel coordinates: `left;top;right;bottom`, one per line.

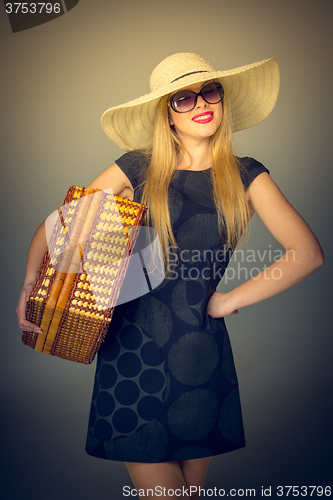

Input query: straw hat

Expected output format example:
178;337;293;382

101;52;280;151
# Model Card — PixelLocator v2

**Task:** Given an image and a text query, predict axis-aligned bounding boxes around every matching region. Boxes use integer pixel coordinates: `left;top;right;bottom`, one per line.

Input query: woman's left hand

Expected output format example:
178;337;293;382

207;291;238;318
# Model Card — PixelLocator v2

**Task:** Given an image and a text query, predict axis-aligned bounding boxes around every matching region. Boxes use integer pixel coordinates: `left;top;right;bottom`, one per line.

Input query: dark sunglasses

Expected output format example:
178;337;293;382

168;82;224;113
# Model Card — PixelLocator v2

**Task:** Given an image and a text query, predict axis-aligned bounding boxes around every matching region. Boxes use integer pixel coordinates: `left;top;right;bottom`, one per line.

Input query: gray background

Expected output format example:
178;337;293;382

0;1;332;499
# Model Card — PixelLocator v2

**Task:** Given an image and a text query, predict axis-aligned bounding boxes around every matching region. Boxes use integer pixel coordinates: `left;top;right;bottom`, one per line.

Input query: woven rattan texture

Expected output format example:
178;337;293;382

22;186;147;364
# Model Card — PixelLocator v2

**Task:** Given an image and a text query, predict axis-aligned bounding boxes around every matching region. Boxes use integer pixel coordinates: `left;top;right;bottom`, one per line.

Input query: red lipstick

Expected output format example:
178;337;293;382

192;112;214;124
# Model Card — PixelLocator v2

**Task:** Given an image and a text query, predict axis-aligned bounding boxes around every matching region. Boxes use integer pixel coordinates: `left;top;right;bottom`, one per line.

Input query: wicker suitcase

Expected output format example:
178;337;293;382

22;185;147;364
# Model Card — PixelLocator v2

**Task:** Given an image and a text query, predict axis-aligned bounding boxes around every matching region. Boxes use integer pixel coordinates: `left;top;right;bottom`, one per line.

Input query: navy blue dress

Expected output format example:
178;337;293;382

85;152;269;463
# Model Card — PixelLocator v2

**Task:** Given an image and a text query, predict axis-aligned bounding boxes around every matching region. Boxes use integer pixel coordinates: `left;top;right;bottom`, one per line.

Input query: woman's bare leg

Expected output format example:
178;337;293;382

126;461;186;499
125;457;211;499
180;457;211;493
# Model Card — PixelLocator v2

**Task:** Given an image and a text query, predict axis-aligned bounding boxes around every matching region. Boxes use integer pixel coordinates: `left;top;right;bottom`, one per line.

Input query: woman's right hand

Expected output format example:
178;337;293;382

16;283;42;334
17;167;130;337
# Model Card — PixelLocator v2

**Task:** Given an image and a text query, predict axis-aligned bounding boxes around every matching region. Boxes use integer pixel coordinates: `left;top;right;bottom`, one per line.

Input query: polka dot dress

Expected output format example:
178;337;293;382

85;152;270;463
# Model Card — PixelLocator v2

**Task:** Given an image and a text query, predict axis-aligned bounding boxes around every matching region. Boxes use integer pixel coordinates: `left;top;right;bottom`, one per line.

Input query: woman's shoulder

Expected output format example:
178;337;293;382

116;150;150;170
115;150;151;188
237;156;270;190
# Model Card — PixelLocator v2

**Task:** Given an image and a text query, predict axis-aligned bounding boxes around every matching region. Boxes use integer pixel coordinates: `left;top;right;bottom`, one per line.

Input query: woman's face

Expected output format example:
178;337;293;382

168;80;223;145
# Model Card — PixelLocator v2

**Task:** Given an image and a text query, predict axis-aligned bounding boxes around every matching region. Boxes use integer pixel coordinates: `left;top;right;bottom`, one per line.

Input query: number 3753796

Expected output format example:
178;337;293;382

277;486;331;497
5;3;61;14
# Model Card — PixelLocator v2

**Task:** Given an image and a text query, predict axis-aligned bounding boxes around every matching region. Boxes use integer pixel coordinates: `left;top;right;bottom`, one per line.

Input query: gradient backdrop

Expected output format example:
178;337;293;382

1;1;332;499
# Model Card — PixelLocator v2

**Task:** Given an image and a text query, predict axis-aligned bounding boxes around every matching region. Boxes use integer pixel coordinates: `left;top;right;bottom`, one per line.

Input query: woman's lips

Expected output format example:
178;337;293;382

192;112;214;124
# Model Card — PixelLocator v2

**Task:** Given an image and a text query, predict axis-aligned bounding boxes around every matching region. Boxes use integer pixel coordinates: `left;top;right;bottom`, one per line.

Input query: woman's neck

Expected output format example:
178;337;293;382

176;141;212;171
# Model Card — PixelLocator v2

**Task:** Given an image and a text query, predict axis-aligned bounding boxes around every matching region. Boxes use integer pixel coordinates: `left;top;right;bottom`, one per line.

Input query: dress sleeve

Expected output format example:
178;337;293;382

115;150;149;191
238;157;270;190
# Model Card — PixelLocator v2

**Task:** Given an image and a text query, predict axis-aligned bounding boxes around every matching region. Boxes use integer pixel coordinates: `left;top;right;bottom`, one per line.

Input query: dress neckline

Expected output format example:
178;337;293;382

176;167;212;172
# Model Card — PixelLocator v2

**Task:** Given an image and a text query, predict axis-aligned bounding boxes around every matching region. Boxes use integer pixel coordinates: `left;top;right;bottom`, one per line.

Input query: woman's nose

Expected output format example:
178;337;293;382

195;94;207;108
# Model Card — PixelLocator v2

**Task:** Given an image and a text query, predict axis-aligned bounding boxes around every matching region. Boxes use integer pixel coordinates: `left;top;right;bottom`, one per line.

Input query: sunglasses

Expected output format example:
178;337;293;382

168;81;224;113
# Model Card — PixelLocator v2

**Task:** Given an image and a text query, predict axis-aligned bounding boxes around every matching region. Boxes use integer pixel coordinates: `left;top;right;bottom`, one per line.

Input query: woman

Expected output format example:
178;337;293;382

17;53;324;499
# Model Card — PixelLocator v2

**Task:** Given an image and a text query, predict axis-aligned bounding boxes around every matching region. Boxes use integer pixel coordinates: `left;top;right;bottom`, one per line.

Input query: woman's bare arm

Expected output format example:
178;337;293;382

87;162;134;197
207;173;324;317
17;163;132;333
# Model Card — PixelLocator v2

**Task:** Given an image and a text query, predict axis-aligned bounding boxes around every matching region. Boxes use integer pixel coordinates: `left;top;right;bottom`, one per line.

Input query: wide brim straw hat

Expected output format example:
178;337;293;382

101;52;280;151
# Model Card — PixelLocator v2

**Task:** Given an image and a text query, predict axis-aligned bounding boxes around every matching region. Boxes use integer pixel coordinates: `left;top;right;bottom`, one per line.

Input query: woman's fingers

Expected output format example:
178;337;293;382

16;285;42;333
19;318;43;333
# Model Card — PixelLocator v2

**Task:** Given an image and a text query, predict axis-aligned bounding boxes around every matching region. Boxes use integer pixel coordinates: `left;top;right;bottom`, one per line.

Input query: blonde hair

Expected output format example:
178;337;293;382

140;89;249;275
